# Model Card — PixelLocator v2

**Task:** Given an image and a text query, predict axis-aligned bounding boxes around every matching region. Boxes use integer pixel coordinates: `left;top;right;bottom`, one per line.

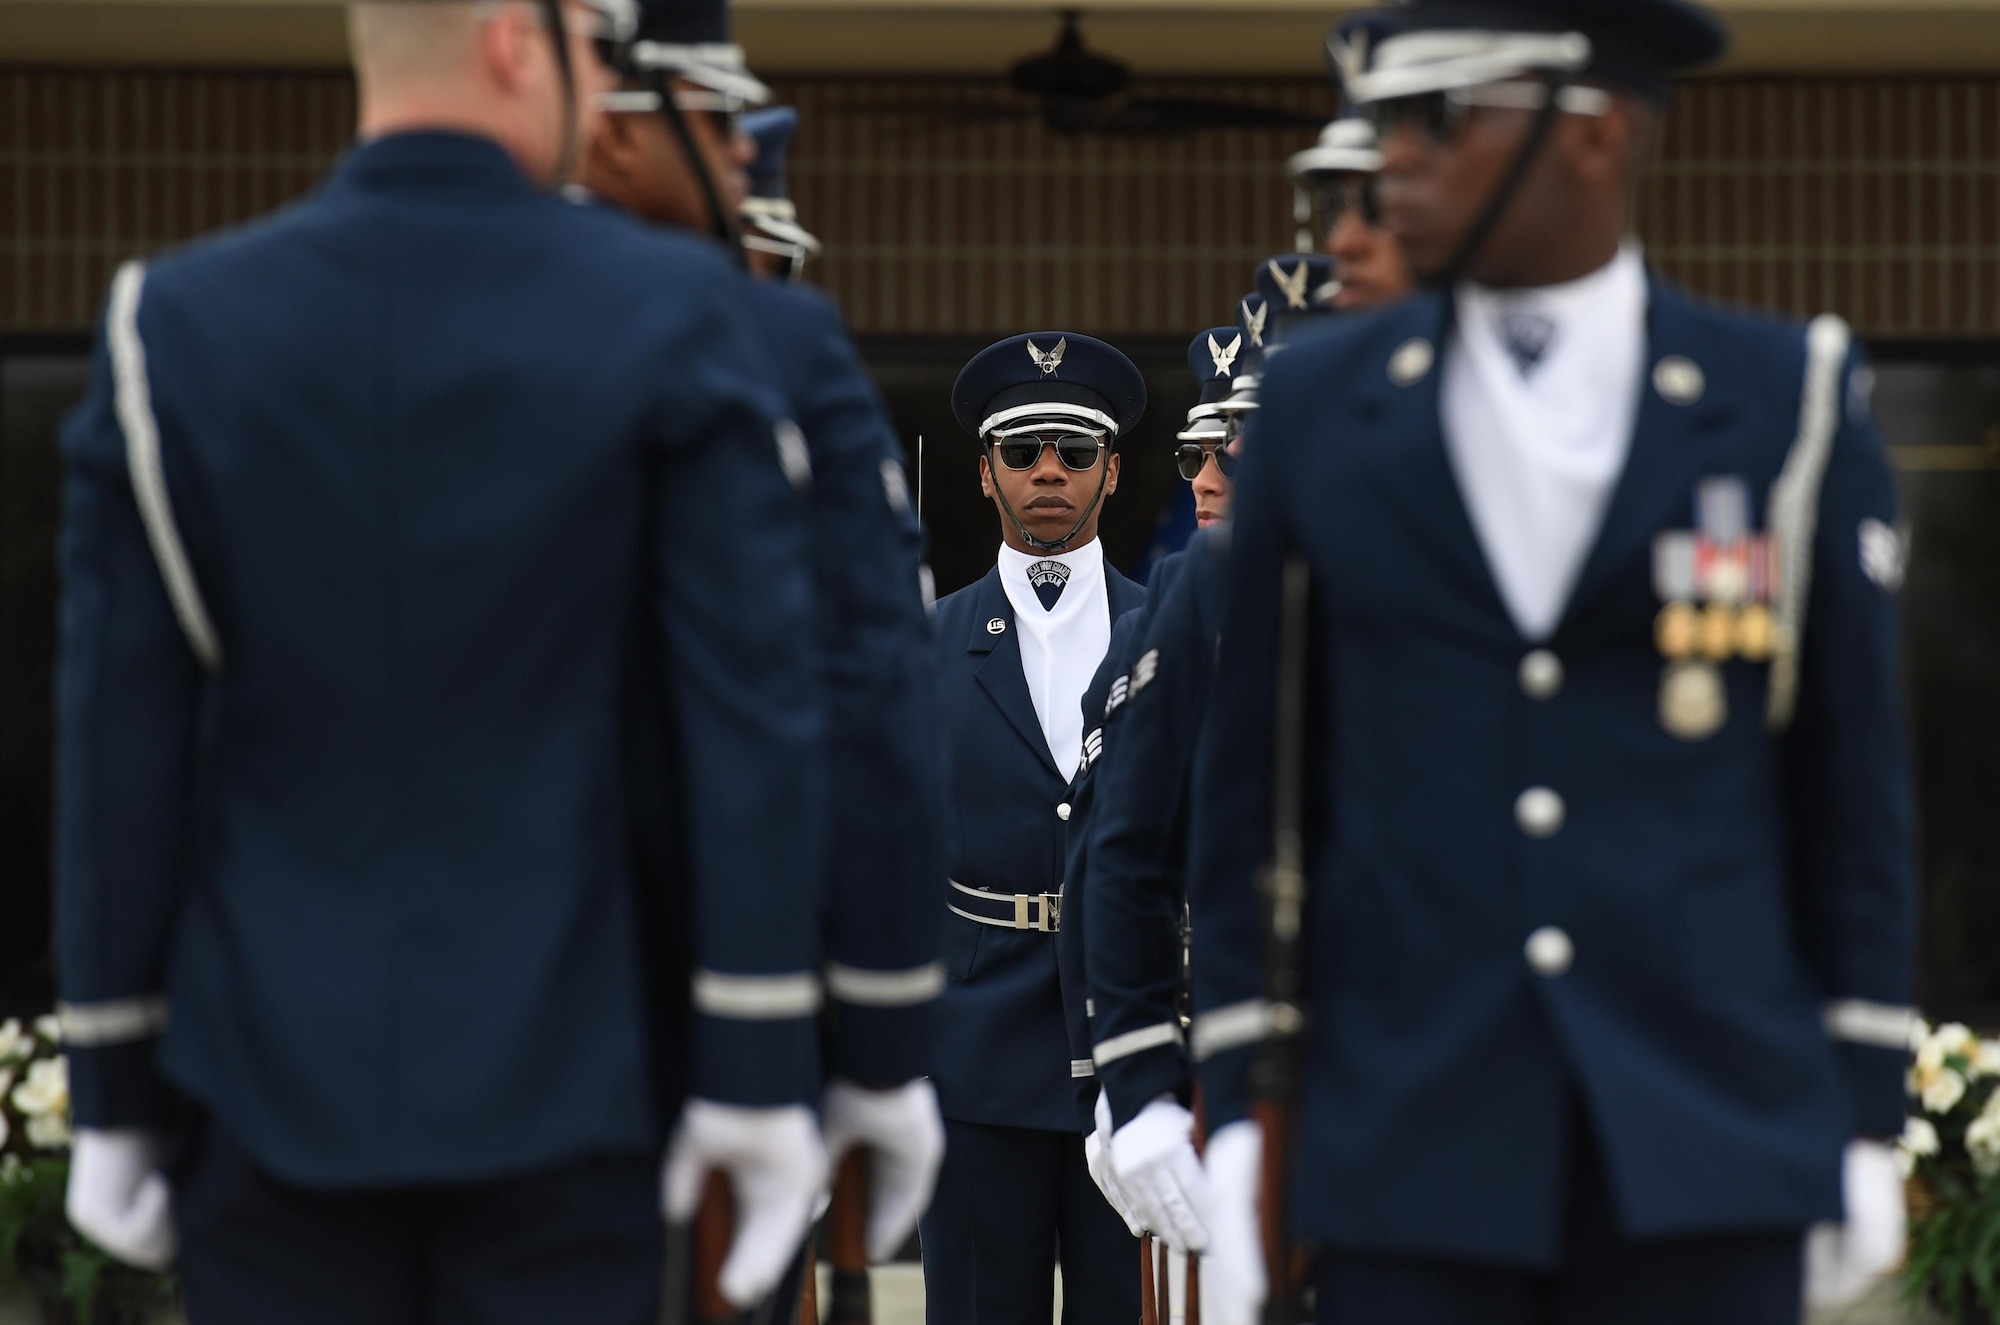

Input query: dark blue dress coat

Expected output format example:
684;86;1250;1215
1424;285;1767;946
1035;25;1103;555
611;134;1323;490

741;279;945;1088
1085;528;1232;1128
54;133;828;1188
1191;280;1917;1267
931;559;1144;1133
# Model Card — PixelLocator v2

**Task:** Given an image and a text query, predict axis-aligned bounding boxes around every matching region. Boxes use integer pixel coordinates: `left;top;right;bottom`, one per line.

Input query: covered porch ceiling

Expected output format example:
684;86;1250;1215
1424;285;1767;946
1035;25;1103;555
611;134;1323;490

0;0;1996;75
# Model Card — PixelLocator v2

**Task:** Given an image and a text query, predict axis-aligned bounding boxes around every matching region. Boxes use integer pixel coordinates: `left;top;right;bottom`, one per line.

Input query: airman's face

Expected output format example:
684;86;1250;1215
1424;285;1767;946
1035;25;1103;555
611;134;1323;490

1374;100;1543;285
579;76;753;232
1320;174;1414;311
1189;449;1231;528
980;434;1121;554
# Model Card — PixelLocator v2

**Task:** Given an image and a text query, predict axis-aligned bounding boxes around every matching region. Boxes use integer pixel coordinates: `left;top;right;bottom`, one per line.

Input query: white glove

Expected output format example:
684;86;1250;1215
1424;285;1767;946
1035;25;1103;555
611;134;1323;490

1804;1138;1907;1308
66;1128;176;1271
1199;1120;1266;1325
1111;1096;1211;1254
663;1099;827;1310
1085;1091;1145;1236
820;1078;946;1262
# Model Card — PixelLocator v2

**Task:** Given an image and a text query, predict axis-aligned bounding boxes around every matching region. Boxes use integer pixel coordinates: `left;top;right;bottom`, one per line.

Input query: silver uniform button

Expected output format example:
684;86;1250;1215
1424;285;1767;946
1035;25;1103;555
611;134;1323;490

1515;787;1565;837
1519;650;1564;700
1525;926;1574;978
1388;338;1435;387
1057;802;1072;822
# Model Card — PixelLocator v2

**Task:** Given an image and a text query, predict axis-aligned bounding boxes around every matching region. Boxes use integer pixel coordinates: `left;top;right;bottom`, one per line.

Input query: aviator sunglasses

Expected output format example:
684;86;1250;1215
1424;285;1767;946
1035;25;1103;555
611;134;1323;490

597;86;747;140
1174;441;1235;483
1304;174;1382;232
1365;80;1612;145
989;430;1108;473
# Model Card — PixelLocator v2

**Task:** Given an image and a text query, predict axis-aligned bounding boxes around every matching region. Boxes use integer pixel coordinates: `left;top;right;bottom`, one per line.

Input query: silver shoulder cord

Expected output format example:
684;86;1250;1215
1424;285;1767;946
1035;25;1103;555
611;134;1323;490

109;260;224;672
1765;314;1851;730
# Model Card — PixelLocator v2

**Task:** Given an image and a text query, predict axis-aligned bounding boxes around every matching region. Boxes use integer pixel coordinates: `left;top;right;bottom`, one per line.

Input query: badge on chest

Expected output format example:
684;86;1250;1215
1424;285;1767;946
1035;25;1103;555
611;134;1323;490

1651;476;1782;741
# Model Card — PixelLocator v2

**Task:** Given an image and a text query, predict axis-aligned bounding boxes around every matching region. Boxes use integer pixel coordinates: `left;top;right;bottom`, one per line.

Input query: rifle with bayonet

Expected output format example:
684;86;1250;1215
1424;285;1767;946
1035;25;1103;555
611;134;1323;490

1252;555;1312;1325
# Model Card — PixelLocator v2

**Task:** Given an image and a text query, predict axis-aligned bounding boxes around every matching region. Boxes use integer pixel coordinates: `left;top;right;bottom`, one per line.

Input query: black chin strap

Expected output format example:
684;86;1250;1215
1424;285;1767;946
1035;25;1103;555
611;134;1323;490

987;445;1113;555
1429;76;1571;290
536;0;579;188
650;71;747;268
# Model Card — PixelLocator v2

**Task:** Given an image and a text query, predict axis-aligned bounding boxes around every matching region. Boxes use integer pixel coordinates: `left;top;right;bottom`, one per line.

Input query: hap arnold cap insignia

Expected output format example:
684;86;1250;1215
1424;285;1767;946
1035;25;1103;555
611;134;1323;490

1239;297;1268;349
1267;258;1311;312
1208;333;1242;379
1026;337;1067;377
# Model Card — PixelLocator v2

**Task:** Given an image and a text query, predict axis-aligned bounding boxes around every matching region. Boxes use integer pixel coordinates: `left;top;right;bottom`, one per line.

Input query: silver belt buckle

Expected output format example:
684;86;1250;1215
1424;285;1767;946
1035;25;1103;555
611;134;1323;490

1041;892;1062;933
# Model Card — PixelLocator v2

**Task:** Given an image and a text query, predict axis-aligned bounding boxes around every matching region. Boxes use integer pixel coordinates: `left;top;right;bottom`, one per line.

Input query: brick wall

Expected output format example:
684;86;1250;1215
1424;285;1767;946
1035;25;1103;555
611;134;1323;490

2;69;1994;337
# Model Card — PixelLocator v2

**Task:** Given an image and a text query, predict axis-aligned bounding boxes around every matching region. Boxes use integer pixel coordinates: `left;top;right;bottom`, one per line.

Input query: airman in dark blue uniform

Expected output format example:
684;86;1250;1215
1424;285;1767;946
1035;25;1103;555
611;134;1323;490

53;3;834;1321
1086;230;1415;1255
1190;4;1918;1323
920;332;1147;1325
580;0;948;1278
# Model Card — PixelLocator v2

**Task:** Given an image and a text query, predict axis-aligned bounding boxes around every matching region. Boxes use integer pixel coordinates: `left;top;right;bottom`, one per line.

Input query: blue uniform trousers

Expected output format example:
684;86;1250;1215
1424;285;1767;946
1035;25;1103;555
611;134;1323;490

1315;1109;1802;1325
173;1120;661;1325
920;1119;1139;1325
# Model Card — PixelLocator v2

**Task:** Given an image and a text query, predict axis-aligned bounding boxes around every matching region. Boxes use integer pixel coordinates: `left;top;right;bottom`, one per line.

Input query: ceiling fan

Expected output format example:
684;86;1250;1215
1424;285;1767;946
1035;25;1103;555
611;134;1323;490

844;9;1326;138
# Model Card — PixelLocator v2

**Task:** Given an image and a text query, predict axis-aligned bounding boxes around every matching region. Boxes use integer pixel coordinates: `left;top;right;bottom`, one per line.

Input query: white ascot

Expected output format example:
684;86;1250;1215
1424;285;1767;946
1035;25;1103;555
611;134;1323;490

998;538;1110;775
1441;242;1648;641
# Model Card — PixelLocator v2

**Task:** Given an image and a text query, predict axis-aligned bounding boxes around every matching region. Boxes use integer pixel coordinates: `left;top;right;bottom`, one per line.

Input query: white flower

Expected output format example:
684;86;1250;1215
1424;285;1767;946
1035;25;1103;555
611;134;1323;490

1903;1115;1941;1157
0;1018;29;1064
25;1111;69;1150
1894;1113;1939;1177
1911;1017;1933;1052
1936;1023;1976;1060
1968;1111;2000;1179
1922;1068;1967;1116
0;1154;21;1185
11;1055;68;1119
1975;1041;2000;1079
33;1014;60;1045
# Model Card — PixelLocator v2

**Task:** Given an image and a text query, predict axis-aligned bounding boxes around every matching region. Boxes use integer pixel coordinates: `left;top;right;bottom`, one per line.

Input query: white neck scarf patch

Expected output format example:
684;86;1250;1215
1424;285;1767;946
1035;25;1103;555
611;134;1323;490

1441;243;1649;641
999;539;1110;774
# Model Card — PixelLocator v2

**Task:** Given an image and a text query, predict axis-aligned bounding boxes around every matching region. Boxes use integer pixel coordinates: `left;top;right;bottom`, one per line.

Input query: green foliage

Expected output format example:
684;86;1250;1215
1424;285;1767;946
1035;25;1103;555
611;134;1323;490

1903;1026;2000;1323
1;1016;175;1325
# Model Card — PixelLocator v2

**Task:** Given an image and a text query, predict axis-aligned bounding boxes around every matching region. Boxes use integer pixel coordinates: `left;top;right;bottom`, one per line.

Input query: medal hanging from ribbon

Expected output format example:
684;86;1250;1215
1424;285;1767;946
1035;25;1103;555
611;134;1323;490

1650;476;1784;741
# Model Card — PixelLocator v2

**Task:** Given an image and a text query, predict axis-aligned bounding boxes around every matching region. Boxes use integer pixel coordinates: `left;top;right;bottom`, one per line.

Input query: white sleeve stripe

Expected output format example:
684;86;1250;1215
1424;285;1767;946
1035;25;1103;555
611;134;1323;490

1191;1000;1270;1063
109;261;223;672
1766;314;1850;730
57;996;169;1047
1824;999;1918;1050
1092;1021;1184;1067
1070;1058;1096;1079
824;962;945;1008
691;970;822;1020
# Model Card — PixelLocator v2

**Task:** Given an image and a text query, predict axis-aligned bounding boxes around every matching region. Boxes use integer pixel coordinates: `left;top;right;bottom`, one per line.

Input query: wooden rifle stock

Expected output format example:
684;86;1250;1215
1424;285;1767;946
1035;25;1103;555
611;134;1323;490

825;1150;873;1325
672;1173;733;1325
1252;556;1313;1325
1188;1087;1204;1325
1141;1235;1161;1325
